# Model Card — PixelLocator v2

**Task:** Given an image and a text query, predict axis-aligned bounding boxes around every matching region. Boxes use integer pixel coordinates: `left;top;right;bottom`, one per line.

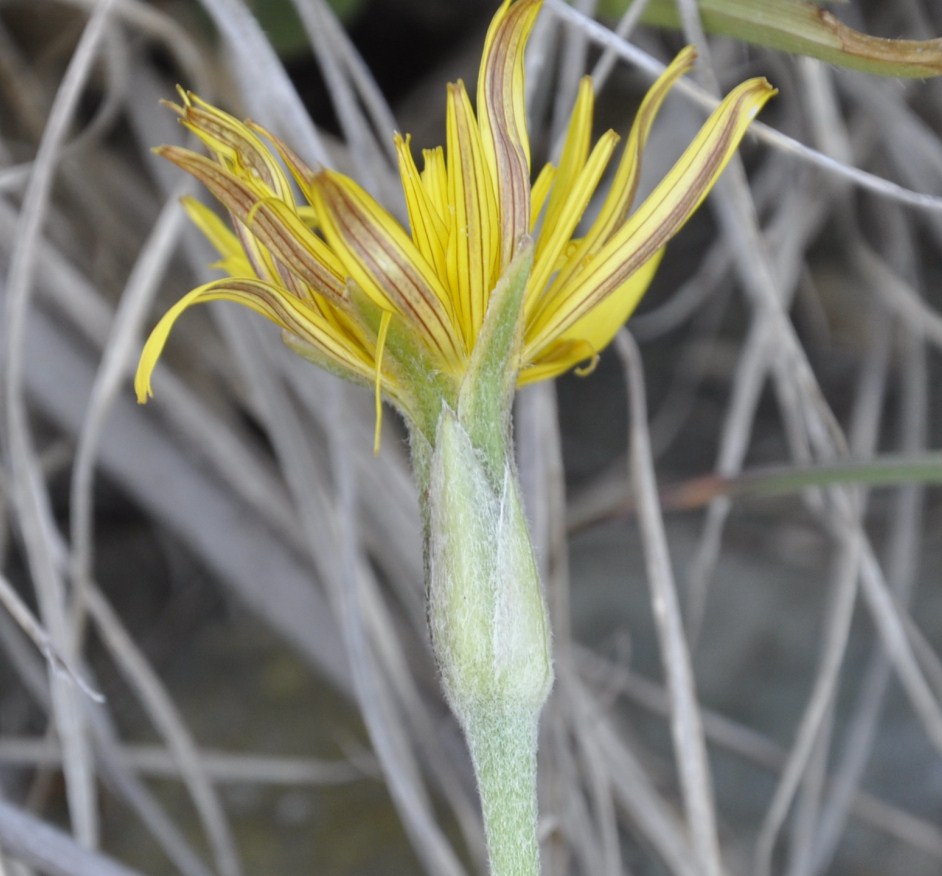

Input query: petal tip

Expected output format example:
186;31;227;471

675;45;698;70
134;373;153;405
746;77;778;117
749;76;778;99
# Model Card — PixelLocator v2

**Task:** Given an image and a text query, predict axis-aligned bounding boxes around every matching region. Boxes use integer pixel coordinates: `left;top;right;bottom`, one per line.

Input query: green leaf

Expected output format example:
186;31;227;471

601;0;942;78
661;452;942;510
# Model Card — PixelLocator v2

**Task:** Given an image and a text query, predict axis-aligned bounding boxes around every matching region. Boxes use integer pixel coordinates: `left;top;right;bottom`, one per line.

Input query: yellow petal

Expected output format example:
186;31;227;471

516;338;594;386
311;169;464;369
420;146;448;222
528;128;619;305
528;248;663;382
532;50;696;326
526;78;614;317
214;130;349;304
160;146;279;282
445;81;499;346
529;162;555;232
180;196;253;276
135;278;375;404
395;133;448;281
173;91;294;200
520;255;664;383
567;47;698;270
158;147;347;299
296;206;320;230
537;77;594;247
246;196;348;296
527;76;776;355
476;0;541;266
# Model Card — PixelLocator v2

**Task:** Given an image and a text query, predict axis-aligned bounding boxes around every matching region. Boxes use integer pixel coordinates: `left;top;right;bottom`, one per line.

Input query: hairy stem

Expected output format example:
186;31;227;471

465;707;541;876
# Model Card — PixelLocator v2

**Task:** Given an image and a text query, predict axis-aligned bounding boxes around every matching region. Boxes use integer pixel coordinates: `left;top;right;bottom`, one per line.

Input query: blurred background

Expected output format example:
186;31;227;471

1;0;941;874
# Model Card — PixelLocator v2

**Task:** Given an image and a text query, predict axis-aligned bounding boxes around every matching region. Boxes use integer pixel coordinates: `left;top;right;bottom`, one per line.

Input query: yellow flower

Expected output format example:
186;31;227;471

136;0;774;440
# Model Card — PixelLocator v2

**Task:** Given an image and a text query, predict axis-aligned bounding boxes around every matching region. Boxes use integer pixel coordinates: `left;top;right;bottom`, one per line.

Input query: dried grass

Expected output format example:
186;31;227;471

1;0;941;873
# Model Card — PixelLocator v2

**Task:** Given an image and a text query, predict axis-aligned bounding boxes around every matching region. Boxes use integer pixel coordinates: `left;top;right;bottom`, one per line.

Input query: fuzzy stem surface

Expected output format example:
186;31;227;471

465;706;541;876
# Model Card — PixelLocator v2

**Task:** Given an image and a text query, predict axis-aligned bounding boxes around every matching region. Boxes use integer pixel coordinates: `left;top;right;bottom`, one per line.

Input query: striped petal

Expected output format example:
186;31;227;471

143;3;775;417
311;169;464;369
542;47;697;305
589;47;697;245
526;76;777;356
170;91;294;201
180;196;253;276
135;278;376;404
528;127;619;305
157;147;346;299
420;146;448;223
395;133;449;281
477;0;541;267
445;81;500;346
527;248;663;382
537;77;595;242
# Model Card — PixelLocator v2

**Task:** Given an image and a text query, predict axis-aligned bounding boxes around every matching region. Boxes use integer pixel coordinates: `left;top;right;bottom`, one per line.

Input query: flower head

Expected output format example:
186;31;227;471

136;0;774;441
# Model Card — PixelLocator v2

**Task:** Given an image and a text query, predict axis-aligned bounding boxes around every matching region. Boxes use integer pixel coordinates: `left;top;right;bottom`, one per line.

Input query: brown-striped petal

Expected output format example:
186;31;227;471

170;90;294;200
135;277;376;404
311;169;464;370
477;0;542;267
445;81;500;346
157;147;346;300
525;76;776;355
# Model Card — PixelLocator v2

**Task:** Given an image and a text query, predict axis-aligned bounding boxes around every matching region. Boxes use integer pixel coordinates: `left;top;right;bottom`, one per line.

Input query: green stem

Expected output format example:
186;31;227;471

465;707;541;876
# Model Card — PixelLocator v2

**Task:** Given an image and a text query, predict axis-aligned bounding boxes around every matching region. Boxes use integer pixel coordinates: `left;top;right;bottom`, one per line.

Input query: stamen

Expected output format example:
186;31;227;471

574;345;599;377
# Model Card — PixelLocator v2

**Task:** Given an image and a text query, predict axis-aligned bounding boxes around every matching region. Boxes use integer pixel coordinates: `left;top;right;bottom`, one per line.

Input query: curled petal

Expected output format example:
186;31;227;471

477;0;542;266
527;248;663;380
135;278;375;404
157;147;346;298
589;47;698;246
526;76;777;355
170;90;294;200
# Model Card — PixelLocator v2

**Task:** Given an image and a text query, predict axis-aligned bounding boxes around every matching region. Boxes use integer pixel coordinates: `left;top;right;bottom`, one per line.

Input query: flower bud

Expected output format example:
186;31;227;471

427;407;553;727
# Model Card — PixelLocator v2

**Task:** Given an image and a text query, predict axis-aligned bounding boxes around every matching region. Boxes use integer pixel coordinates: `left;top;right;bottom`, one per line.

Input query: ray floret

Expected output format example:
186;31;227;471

137;0;775;439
